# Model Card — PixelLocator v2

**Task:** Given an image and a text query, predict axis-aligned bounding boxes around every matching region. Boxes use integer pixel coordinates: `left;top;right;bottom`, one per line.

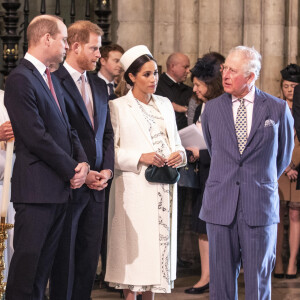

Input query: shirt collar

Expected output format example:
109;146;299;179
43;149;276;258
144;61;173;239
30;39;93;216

165;72;178;84
24;53;47;77
64;61;87;83
98;71;114;85
232;86;255;103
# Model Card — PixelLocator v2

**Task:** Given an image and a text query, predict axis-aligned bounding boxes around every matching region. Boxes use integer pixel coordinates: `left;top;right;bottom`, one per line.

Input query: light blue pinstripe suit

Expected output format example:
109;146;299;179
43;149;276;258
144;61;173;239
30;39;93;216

200;88;294;299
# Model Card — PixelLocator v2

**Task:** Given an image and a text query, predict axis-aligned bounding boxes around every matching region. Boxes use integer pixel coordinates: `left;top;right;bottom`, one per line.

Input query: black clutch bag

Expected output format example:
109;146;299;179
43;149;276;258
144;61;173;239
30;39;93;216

145;165;180;184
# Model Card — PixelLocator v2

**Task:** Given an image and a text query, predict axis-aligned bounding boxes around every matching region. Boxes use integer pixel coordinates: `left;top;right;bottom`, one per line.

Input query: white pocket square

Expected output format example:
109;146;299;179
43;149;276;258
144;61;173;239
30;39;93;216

264;119;275;127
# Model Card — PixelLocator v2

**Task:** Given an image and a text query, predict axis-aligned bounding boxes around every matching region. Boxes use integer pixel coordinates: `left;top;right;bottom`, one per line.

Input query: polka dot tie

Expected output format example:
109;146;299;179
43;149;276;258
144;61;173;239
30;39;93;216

235;98;247;155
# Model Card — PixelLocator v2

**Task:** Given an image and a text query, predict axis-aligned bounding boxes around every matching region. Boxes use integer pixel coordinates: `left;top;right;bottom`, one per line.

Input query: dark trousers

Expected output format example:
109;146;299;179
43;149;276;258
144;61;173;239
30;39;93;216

206;202;277;300
50;193;105;300
6;202;67;300
100;181;111;276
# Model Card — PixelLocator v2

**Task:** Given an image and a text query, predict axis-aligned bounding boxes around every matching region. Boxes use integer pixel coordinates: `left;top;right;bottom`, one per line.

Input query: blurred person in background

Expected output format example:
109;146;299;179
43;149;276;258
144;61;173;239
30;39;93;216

274;64;300;279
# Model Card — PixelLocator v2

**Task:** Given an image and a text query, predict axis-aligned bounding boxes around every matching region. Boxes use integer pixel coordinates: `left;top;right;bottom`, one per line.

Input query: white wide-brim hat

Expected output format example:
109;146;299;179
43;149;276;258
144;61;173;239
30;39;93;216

120;45;152;72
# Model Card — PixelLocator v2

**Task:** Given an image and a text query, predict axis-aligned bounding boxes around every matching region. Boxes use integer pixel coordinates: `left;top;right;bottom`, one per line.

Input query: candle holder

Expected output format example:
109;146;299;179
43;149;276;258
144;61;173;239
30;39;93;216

0;218;13;299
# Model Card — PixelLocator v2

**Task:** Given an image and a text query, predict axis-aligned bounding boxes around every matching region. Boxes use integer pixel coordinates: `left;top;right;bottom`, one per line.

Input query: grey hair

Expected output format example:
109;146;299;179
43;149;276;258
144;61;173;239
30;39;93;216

228;46;262;80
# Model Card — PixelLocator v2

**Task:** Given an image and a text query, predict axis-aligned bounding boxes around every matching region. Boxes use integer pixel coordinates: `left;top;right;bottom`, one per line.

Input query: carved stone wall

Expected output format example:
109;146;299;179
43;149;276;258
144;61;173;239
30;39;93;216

112;0;299;97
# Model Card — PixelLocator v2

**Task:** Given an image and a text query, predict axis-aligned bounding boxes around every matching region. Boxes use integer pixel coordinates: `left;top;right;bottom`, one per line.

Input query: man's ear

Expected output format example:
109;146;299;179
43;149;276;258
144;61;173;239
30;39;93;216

43;33;51;47
73;42;81;54
100;57;107;66
247;72;255;85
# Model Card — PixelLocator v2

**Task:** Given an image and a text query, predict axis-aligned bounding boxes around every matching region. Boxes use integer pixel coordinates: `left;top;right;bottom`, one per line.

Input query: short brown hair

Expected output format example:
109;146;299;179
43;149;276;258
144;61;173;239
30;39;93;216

67;21;103;47
100;44;125;60
27;15;62;47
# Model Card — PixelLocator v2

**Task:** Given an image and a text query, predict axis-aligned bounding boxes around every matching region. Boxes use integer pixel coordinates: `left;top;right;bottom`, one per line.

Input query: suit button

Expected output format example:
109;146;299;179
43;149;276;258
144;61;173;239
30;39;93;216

236;181;240;185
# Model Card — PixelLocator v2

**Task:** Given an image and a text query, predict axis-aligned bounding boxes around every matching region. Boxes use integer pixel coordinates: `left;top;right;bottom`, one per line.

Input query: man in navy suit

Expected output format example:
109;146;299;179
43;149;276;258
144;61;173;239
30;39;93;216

49;21;114;300
98;44;124;100
200;46;294;299
4;15;89;300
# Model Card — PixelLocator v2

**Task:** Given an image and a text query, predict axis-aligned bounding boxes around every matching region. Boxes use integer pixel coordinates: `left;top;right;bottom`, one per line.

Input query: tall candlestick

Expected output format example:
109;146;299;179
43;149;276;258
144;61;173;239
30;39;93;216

1;138;14;221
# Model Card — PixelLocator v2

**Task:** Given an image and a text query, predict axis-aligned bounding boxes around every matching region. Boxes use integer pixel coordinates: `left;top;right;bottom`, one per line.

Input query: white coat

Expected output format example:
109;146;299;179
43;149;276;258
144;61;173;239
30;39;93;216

105;90;186;286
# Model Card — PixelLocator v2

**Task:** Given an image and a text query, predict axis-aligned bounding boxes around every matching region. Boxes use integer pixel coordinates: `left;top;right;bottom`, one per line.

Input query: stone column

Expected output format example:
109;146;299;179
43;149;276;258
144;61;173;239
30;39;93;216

153;0;177;72
285;0;298;64
113;0;154;52
198;0;221;57
220;0;243;56
261;0;285;95
243;0;262;88
177;0;198;66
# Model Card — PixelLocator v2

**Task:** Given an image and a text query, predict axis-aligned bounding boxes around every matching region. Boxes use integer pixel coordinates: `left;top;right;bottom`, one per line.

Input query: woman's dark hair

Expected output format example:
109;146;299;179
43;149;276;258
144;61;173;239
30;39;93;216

204;73;224;100
124;54;156;86
191;53;224;101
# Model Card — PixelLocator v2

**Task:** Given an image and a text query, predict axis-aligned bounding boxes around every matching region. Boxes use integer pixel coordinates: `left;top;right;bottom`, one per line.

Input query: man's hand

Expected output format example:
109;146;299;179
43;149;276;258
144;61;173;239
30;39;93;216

186;147;200;162
0;121;14;141
70;162;89;189
139;152;166;167
172;102;188;113
166;151;184;168
86;169;111;191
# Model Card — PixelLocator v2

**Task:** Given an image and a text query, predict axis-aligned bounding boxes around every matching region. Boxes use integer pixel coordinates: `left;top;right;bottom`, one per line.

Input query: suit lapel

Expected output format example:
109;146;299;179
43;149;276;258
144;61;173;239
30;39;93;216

59;66;94;129
88;73;107;133
245;88;267;147
29;64;67;127
126;90;153;148
219;93;237;145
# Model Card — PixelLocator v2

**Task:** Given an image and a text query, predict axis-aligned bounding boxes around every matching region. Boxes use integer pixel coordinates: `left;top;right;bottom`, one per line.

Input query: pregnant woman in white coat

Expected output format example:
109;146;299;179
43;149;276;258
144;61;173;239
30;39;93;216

105;45;186;300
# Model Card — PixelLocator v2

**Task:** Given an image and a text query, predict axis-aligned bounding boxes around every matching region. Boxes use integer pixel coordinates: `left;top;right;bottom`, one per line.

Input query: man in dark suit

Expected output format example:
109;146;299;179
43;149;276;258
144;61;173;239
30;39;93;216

50;21;114;300
97;43;124;283
98;44;124;100
155;52;193;268
4;15;89;300
155;52;192;130
200;46;294;299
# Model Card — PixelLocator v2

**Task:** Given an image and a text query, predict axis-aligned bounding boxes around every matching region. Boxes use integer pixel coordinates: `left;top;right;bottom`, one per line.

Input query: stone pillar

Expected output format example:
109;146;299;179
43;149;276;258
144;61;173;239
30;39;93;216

243;0;262;88
177;0;198;66
113;0;153;52
153;0;177;72
220;0;243;56
285;0;298;64
198;0;221;57
261;0;285;95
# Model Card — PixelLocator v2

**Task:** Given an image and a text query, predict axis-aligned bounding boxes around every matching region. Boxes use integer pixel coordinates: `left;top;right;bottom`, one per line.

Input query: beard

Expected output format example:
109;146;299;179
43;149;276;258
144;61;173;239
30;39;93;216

77;53;97;72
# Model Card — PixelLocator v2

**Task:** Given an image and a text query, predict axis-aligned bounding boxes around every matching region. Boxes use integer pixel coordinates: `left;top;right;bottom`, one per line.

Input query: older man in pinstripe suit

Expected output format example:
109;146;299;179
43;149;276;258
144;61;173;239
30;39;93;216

200;46;294;300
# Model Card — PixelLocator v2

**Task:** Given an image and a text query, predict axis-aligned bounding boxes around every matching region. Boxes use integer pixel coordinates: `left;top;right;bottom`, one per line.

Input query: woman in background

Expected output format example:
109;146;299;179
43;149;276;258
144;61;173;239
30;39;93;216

184;53;224;294
105;45;186;300
274;64;300;279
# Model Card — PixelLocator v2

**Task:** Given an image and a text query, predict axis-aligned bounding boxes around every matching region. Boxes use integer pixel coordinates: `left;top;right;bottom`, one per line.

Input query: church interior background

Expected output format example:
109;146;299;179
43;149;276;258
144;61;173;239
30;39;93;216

0;0;299;298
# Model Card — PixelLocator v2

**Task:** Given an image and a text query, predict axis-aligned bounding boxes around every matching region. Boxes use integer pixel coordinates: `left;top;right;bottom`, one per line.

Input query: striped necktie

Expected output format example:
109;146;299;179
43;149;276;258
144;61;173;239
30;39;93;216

235;98;247;155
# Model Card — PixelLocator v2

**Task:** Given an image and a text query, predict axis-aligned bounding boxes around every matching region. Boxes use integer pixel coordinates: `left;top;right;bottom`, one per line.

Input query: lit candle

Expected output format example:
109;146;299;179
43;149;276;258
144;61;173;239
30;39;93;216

1;138;14;221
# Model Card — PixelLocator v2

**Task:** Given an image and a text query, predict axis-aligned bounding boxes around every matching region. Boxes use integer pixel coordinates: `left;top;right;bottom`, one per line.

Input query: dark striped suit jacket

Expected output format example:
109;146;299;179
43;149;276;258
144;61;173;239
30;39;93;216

200;88;294;226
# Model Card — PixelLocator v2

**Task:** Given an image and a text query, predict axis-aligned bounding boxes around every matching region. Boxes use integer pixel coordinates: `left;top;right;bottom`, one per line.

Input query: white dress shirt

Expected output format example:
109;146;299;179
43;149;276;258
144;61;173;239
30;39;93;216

64;62;94;113
165;72;178;83
232;86;255;137
24;52;48;83
97;71;115;95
